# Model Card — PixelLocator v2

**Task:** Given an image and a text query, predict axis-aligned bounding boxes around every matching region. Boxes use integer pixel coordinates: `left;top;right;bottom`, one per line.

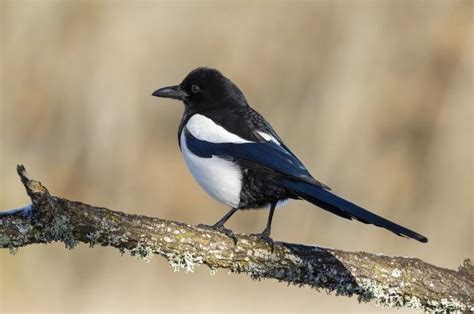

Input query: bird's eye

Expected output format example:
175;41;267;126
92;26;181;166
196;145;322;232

191;85;200;94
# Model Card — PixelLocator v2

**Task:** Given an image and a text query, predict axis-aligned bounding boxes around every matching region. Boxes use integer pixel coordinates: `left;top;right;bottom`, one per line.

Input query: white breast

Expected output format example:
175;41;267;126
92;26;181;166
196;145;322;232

179;113;284;209
179;126;243;208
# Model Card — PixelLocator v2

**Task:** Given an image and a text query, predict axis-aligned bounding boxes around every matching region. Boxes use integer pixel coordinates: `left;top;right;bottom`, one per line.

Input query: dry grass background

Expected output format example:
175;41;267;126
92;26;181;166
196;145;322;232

0;0;472;312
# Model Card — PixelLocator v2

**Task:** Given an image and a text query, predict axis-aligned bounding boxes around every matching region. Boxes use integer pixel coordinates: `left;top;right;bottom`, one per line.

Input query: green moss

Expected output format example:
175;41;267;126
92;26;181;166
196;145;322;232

0;234;11;247
167;251;203;272
130;240;154;262
356;278;467;312
45;215;78;249
85;230;103;247
0;227;28;254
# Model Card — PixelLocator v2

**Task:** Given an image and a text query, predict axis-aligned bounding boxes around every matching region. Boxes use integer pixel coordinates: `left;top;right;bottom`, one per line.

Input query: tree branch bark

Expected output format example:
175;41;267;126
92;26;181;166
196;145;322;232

1;165;472;312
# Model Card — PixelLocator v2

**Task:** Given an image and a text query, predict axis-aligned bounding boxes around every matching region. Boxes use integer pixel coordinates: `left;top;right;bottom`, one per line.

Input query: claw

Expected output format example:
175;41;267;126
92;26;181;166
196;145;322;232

250;232;275;252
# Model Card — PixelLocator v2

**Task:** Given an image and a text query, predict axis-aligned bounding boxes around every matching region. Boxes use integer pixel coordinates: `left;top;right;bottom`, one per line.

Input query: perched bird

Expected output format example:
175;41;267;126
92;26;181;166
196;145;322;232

152;67;428;243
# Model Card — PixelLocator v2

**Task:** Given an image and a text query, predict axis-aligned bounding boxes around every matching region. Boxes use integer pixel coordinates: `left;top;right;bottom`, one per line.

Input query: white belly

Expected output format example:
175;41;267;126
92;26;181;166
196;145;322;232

180;130;242;208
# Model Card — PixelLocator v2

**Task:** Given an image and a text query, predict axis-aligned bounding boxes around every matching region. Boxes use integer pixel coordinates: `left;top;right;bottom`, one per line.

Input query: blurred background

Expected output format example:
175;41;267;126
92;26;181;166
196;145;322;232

1;0;472;312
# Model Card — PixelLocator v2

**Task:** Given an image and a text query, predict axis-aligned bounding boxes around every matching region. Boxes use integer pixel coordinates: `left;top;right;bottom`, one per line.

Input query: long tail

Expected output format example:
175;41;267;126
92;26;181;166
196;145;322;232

281;180;428;243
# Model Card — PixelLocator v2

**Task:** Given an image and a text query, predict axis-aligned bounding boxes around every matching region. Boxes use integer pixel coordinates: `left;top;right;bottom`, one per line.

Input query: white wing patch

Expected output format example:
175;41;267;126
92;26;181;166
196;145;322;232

186;114;251;144
180;130;242;208
257;131;280;145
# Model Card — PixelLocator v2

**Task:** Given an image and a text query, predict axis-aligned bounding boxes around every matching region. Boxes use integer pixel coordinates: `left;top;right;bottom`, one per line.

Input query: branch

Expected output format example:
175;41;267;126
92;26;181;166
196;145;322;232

1;166;472;312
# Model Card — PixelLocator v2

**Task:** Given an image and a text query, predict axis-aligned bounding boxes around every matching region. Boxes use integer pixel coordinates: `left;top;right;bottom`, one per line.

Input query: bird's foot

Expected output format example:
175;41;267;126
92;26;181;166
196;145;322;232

197;223;238;244
250;232;275;252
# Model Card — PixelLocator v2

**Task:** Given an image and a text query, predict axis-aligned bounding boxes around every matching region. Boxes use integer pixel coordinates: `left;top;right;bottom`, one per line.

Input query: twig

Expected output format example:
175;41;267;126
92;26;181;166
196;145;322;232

1;165;472;312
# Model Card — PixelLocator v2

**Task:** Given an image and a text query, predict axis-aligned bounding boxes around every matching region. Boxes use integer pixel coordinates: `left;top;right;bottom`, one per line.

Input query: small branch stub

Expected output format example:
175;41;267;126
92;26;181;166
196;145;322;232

0;165;472;312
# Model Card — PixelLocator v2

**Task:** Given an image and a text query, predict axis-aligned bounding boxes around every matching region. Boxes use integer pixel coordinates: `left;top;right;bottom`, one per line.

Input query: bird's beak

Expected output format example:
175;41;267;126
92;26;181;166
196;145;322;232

152;85;187;101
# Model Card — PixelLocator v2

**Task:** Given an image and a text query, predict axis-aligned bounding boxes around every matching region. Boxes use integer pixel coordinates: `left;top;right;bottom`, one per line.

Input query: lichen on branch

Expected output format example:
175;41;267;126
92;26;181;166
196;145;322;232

1;165;472;312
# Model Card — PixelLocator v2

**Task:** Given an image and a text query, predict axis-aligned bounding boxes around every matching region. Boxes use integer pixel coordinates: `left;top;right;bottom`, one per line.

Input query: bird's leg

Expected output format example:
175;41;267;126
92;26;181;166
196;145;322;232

198;207;239;243
211;207;239;229
251;202;276;248
261;202;276;239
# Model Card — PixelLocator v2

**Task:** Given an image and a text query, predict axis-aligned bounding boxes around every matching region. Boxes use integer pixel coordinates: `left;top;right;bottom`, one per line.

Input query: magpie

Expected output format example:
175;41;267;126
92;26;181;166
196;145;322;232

152;67;428;243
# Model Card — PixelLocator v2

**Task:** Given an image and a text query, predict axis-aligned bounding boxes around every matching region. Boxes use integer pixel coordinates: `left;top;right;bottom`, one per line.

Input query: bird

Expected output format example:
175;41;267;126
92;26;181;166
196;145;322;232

152;67;428;243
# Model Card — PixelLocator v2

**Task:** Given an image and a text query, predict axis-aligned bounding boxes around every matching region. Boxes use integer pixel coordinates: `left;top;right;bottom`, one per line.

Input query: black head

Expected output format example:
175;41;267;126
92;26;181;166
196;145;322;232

152;67;247;111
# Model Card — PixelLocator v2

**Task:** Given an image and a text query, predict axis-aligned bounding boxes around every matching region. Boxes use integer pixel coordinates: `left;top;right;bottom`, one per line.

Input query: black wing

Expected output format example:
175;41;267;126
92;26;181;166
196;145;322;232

184;129;329;188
